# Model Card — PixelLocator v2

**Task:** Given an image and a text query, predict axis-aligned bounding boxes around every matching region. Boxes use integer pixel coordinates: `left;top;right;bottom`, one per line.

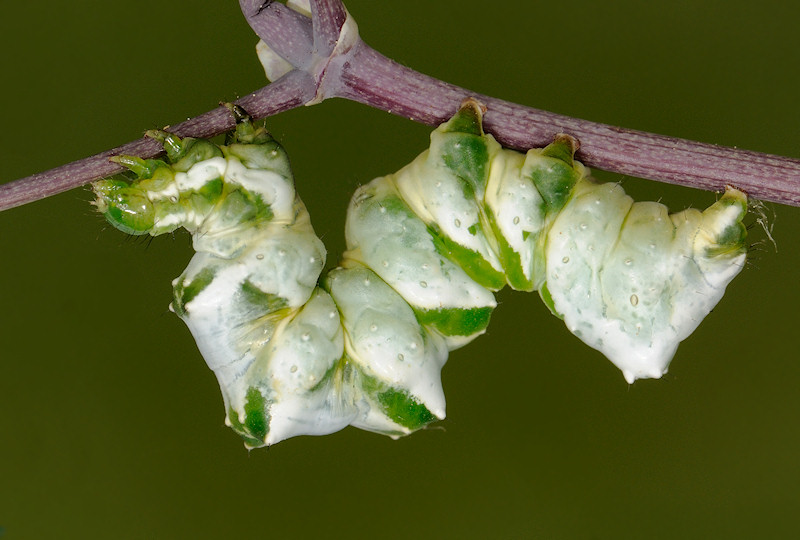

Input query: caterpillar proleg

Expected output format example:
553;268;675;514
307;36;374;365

93;102;747;447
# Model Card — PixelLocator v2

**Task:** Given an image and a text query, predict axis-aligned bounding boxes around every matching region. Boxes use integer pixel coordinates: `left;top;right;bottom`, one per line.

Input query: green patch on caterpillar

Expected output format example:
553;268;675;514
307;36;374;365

172;268;216;317
357;369;437;431
226;387;270;449
414;306;494;338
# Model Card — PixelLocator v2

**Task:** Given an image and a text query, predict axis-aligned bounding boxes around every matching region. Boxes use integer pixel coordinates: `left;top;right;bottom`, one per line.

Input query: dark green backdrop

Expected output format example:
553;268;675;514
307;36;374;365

2;1;799;538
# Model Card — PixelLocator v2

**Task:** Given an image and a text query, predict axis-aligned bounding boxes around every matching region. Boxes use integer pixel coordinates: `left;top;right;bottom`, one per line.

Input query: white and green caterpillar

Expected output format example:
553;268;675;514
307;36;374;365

93;102;747;447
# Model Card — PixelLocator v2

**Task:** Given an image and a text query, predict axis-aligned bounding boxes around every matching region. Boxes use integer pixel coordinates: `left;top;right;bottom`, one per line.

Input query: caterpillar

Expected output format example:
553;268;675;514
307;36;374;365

93;102;747;447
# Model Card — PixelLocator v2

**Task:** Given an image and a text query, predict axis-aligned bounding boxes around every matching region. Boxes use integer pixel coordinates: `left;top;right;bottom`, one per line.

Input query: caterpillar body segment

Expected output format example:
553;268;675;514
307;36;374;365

544;179;747;382
325;266;449;435
95;116;352;447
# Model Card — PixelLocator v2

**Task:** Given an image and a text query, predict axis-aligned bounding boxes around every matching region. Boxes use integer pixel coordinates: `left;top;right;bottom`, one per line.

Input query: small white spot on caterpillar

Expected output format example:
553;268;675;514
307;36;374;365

328;310;336;319
370;324;377;332
379;206;387;214
279;249;286;256
421;263;429;271
580;223;588;230
624;258;633;266
410;342;418;350
382;260;389;267
363;277;371;286
301;332;310;342
354;191;371;205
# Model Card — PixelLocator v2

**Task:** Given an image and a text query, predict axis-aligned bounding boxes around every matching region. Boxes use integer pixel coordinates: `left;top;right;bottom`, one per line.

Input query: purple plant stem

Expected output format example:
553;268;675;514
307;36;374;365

310;0;347;56
238;0;313;68
328;43;800;205
0;71;316;212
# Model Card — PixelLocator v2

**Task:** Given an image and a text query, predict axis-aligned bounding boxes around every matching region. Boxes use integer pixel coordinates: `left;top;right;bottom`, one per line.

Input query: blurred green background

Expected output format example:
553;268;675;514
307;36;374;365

2;1;799;538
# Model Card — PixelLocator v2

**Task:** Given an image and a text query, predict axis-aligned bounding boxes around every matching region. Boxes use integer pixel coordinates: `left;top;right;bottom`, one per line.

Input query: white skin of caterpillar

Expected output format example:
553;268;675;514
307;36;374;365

94;104;747;447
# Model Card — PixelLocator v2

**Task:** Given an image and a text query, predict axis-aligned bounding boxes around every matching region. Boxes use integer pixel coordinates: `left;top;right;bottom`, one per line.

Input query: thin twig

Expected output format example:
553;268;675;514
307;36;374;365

327;44;800;206
0;71;316;212
310;0;347;56
241;0;313;68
